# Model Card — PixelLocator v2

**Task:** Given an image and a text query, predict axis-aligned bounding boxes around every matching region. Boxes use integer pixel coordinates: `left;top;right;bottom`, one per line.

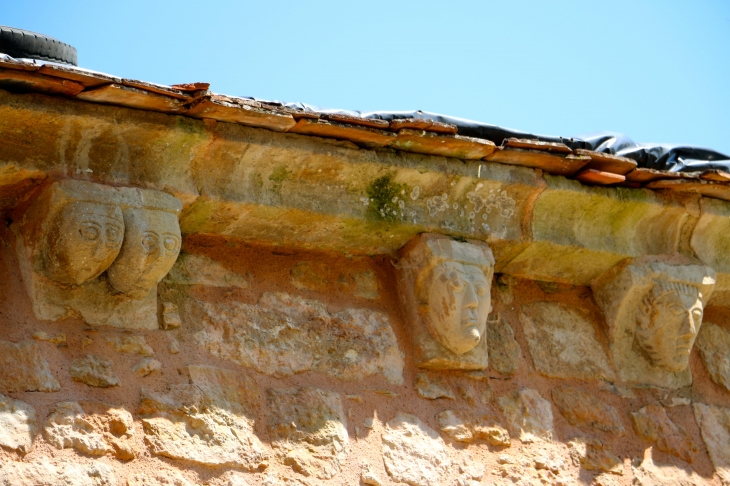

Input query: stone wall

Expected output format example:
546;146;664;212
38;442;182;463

1;224;730;485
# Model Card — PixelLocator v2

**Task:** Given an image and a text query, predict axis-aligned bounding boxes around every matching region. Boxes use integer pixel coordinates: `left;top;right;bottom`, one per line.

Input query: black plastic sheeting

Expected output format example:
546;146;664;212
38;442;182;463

263;100;730;173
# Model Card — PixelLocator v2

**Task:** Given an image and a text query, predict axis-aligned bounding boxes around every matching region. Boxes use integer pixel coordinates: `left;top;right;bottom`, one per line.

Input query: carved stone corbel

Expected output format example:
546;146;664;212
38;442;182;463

593;257;716;388
396;233;495;370
14;179;182;329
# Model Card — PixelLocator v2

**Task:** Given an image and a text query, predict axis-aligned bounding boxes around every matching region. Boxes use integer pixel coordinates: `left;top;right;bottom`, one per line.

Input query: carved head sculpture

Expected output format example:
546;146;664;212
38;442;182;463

42;201;125;286
407;236;495;356
106;208;182;299
593;259;715;386
635;278;706;372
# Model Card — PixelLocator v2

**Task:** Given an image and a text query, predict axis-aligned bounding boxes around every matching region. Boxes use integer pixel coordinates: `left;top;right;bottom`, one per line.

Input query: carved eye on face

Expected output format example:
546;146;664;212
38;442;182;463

162;234;180;255
669;304;686;316
140;231;160;253
78;221;101;241
450;278;466;293
475;283;489;296
105;225;122;247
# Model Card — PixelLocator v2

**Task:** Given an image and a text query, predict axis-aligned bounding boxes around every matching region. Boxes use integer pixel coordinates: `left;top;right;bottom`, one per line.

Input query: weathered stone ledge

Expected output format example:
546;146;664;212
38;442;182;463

1;89;730;302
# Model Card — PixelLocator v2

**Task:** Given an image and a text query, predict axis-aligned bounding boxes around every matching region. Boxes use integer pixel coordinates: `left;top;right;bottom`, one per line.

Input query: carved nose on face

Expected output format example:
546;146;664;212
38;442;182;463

679;312;697;339
463;284;479;309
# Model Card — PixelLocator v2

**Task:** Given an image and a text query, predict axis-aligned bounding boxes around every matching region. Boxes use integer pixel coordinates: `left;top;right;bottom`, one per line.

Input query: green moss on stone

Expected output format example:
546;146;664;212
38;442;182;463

366;174;406;222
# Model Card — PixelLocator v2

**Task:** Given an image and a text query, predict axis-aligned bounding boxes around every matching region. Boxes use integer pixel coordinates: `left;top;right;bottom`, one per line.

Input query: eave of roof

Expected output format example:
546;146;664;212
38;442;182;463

2;53;729;202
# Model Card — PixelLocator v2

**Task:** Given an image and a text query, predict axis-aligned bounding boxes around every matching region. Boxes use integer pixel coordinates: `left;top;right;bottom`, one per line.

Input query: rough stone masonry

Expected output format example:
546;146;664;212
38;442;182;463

2;69;730;485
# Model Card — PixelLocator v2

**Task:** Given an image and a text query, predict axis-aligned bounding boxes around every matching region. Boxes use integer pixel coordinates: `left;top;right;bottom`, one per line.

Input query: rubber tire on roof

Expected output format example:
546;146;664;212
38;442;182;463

0;25;77;66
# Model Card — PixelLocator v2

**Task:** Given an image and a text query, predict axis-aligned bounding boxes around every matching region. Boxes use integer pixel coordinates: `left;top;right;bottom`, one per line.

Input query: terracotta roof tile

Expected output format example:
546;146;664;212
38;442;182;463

186;96;296;132
486;148;589;176
77;83;185;113
646;179;730;202
503;138;573;154
321;113;389;129
574;149;637;175
0;67;84;96
390;130;496;160
288;118;395;147
389;118;458;134
575;168;626;185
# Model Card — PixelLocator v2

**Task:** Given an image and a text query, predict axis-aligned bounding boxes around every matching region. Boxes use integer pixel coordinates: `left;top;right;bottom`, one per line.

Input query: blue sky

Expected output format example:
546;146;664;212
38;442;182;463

3;1;729;155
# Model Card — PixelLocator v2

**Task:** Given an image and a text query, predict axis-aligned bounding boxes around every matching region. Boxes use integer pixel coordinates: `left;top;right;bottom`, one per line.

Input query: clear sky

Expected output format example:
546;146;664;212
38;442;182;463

3;1;729;155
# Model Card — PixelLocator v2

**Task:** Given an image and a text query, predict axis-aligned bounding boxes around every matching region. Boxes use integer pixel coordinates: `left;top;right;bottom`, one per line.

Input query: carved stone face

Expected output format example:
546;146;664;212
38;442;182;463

44;202;124;285
636;285;704;373
422;261;492;355
106;208;181;298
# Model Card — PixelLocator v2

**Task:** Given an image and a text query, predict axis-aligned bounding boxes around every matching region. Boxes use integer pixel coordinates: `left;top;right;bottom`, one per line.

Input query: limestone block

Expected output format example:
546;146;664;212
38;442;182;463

193;292;404;384
415;373;455;400
551;386;625;437
631;404;697;463
632;455;708;486
396;233;494;370
487;315;521;375
693;403;730;485
381;412;449;486
70;355;120;388
131;358;161;376
568;437;623;474
14;179;182;329
690;198;730;306
43;401;135;460
696;321;730;392
436;409;510;445
497;388;553;443
0;458;117;486
106;335;153;356
0;393;36;453
593;258;716;388
0;340;60;392
168;336;180;354
266;387;348;479
520;302;614;381
503;175;690;285
161;302;182;329
139;364;268;469
164;253;250;288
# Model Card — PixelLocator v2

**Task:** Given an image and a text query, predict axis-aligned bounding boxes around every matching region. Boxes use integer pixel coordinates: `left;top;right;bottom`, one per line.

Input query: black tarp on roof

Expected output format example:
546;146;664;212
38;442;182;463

267;100;730;173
